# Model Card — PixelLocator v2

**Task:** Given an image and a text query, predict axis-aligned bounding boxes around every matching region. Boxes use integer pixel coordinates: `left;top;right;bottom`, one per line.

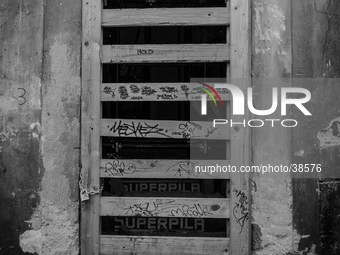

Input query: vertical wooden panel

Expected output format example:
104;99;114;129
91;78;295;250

229;0;251;254
81;0;102;254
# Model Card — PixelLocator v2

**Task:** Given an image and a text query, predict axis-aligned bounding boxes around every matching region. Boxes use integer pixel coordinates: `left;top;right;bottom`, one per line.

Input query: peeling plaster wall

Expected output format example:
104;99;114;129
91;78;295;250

0;0;81;254
20;0;81;254
0;1;44;254
251;0;295;254
317;117;340;148
252;0;340;253
292;0;340;254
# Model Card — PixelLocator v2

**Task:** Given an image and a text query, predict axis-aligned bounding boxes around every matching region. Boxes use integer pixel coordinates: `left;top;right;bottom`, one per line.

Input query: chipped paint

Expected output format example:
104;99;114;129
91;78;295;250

19;28;80;254
20;205;78;255
252;0;294;254
293;230;318;255
0;117;19;142
30;122;41;138
252;174;293;255
254;1;286;55
30;122;41;131
317;117;340;147
20;230;42;254
294;150;305;157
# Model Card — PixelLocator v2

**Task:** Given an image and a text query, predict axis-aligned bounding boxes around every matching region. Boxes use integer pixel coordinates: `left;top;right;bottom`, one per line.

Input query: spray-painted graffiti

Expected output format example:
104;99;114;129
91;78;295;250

171;122;202;139
180;85;190;99
108;120;171;138
101;84;213;101
141;86;156;96
156;94;178;100
205;127;218;138
123;200;214;218
103;85;115;98
170;204;214;217
130;84;140;94
160;86;178;94
104;159;136;176
118;86;129;99
156;86;179;100
166;161;195;177
232;188;249;232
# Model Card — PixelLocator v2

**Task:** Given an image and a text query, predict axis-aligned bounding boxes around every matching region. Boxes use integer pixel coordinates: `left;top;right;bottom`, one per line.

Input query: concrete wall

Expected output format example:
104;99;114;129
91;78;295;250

0;0;81;254
292;0;340;254
252;0;340;254
251;0;295;254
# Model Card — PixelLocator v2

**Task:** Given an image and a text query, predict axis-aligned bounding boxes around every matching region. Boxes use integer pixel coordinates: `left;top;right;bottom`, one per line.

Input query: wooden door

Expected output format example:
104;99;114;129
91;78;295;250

81;1;250;254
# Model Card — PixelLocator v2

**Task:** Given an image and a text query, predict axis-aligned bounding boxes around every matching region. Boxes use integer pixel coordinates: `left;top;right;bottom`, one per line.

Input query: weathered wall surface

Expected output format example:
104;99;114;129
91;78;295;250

292;0;340;254
0;0;81;254
251;0;295;254
252;0;340;254
0;1;44;254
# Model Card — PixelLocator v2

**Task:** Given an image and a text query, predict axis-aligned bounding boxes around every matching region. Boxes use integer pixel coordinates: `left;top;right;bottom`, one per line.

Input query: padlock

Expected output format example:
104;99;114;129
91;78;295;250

80;190;90;202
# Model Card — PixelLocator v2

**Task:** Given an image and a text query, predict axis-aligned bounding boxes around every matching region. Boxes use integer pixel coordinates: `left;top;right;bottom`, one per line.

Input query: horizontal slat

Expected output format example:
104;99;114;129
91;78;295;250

102;8;230;27
100;236;229;255
101;159;231;179
101;119;230;139
100;197;230;218
101;83;230;101
102;44;229;63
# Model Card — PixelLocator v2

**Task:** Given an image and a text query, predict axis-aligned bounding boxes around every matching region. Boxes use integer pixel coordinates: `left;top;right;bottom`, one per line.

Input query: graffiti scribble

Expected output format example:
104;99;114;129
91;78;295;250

118;86;129;99
109;120;171;138
232;188;249;233
130;84;140;94
122;200;213;218
141;86;156;96
103;85;115;98
104;159;136;176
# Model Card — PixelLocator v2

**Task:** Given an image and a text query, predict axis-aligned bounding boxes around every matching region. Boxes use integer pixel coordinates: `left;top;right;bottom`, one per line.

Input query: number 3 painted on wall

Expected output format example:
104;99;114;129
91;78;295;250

18;88;26;105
